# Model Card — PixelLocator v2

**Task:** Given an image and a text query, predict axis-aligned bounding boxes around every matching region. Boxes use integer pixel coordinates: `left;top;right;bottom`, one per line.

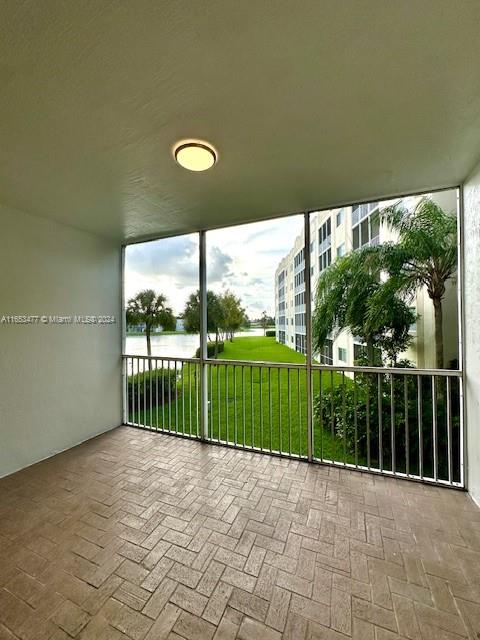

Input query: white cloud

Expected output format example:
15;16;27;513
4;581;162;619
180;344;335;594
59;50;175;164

125;215;303;318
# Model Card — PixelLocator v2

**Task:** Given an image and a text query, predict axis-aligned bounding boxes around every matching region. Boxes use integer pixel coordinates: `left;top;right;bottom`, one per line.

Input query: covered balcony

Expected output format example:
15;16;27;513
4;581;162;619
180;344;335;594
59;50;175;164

1;3;480;639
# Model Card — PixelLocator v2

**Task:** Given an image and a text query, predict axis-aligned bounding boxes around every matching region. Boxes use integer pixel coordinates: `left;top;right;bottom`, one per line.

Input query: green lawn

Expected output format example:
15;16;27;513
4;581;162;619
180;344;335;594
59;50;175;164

221;336;307;363
128;336;352;461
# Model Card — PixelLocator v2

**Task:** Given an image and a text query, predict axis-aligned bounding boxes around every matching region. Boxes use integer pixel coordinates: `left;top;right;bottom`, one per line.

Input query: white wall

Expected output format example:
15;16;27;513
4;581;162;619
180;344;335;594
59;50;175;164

464;163;480;505
0;204;122;478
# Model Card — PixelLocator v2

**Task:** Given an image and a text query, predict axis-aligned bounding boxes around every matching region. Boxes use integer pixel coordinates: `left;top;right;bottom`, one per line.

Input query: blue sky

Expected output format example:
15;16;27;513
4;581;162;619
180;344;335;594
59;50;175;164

125;215;303;318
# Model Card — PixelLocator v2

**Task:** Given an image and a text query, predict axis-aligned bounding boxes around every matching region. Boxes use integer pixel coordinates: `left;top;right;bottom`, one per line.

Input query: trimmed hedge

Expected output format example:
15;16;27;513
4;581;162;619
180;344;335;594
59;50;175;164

265;329;276;337
195;341;224;358
128;367;177;409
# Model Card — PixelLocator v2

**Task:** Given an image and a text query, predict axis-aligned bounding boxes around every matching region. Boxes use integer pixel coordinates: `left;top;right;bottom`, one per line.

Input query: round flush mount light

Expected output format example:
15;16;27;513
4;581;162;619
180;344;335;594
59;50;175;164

173;140;217;172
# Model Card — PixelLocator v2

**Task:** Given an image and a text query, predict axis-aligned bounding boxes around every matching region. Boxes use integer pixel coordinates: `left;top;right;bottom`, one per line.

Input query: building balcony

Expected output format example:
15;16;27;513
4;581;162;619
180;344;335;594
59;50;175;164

2;4;480;640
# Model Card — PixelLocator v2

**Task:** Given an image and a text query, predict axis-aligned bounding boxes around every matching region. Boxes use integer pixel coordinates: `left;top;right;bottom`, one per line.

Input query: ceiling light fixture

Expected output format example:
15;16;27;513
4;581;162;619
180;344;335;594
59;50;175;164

173;140;217;172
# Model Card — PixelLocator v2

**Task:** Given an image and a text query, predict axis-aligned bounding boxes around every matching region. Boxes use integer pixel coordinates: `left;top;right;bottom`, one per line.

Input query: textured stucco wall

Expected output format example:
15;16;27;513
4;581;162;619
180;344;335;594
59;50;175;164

464;164;480;505
0;204;122;478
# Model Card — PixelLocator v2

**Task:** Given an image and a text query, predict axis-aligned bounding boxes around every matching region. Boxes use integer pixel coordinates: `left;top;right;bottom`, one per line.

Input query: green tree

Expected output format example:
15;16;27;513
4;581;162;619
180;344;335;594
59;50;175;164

219;290;245;341
183;290;225;356
260;311;269;336
126;290;175;357
312;248;415;366
377;198;457;369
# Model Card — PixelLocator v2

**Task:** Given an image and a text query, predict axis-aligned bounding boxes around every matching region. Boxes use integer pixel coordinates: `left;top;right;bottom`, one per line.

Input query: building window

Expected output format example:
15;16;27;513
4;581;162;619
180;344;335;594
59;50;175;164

319;339;333;364
295;334;306;354
338;347;347;362
319;219;331;252
352;206;380;250
294;248;305;268
319;248;331;273
336;243;345;258
336;209;344;226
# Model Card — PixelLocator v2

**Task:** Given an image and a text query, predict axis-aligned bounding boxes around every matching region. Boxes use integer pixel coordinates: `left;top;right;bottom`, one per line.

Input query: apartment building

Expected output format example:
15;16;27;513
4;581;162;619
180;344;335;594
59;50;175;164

275;192;459;368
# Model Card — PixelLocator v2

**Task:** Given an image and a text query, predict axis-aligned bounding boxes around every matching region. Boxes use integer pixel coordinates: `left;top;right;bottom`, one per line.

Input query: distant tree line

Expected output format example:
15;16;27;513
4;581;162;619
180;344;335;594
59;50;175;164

183;289;247;356
126;288;248;358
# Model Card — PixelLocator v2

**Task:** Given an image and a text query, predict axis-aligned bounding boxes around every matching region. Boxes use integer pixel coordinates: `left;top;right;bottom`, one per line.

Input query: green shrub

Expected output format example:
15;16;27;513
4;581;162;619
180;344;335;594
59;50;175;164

195;341;224;358
128;367;177;409
313;368;461;481
265;330;276;337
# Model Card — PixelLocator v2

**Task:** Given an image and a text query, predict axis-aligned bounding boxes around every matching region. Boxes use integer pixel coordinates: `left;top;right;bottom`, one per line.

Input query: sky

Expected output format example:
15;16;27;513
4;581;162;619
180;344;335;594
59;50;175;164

124;215;304;318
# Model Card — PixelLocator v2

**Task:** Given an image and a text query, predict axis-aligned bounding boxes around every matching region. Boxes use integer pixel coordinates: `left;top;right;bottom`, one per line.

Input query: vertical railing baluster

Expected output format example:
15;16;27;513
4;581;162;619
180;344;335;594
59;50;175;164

342;371;346;465
137;357;140;427
161;359;165;430
460;376;465;487
149;358;152;429
242;366;246;448
250;367;255;447
404;376;409;476
250;366;254;449
234;365;238;446
189;362;192;436
330;370;334;463
278;369;282;454
181;361;185;434
298;368;302;457
353;371;358;468
196;362;199;437
378;373;383;471
175;361;179;433
269;367;272;452
168;359;172;431
366;373;371;470
319;370;323;461
390;374;395;474
418;375;423;479
260;367;263;451
210;363;213;439
432;376;438;482
447;376;452;484
217;364;221;442
288;368;292;456
226;365;229;443
143;357;146;428
155;358;159;430
131;358;135;425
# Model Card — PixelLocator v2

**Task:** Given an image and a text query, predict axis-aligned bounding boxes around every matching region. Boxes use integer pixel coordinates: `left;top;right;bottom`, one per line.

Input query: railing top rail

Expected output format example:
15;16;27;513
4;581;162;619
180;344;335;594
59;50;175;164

123;353;461;377
311;363;462;377
205;358;306;370
123;354;200;364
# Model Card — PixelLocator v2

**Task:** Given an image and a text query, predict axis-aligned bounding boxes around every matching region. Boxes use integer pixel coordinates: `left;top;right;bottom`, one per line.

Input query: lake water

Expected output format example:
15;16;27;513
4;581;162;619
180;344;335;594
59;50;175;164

125;328;265;359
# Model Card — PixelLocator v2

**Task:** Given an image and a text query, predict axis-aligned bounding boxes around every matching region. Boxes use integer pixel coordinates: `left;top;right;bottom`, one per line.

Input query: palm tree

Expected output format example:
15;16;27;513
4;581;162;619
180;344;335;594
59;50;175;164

312;247;415;366
378;198;457;369
126;290;175;357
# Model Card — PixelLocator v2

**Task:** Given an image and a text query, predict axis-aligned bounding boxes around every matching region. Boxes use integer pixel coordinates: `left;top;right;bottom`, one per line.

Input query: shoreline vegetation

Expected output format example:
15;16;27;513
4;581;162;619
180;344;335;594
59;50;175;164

126;325;275;337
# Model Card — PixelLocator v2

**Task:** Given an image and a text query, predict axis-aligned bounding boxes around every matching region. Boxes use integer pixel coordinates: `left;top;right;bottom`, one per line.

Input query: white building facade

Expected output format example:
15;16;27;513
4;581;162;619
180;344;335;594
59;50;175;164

275;193;459;368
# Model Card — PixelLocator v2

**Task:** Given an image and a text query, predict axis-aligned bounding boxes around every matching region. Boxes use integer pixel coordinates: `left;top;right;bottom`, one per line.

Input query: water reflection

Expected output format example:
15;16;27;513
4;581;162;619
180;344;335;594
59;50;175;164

125;328;264;359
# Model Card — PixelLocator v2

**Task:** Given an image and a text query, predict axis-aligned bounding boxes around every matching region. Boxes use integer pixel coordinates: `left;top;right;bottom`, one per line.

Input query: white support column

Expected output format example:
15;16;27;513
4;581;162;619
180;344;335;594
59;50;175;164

304;212;313;461
121;245;127;424
199;231;209;440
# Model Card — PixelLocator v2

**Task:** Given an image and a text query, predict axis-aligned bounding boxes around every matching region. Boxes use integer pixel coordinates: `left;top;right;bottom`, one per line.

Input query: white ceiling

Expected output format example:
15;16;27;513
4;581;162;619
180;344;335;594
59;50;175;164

2;1;480;242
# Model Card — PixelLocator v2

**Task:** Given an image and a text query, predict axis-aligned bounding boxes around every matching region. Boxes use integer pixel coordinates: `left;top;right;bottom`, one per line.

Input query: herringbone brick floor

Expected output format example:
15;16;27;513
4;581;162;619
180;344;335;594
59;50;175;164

0;427;480;640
